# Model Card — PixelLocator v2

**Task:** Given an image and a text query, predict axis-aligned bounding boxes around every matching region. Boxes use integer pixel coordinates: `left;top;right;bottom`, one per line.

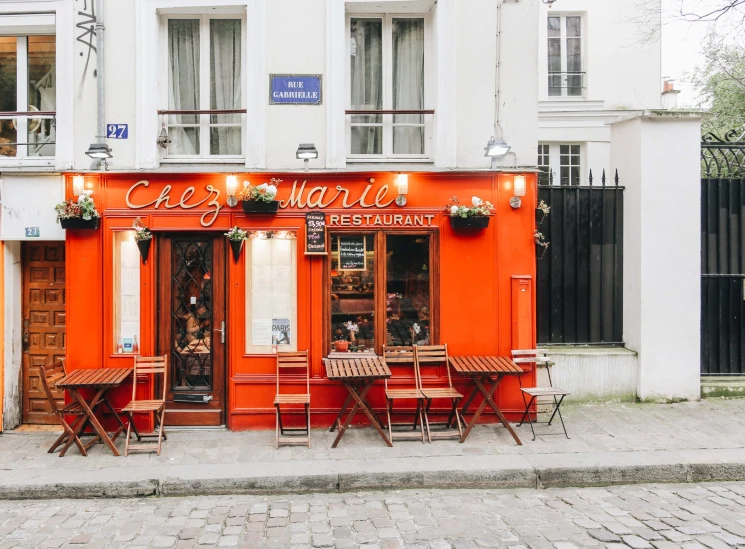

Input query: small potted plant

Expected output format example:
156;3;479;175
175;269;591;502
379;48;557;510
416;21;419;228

225;226;247;261
238;178;281;214
132;217;153;263
446;195;493;229
55;190;101;229
333;328;350;352
344;320;359;345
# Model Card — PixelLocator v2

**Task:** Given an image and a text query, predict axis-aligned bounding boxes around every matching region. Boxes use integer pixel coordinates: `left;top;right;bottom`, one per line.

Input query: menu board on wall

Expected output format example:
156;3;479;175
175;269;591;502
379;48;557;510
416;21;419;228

305;211;327;255
339;236;366;271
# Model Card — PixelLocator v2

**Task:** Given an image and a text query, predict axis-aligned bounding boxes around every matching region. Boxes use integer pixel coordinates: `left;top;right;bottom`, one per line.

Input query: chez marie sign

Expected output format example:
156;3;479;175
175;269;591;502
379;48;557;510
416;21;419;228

124;179;431;227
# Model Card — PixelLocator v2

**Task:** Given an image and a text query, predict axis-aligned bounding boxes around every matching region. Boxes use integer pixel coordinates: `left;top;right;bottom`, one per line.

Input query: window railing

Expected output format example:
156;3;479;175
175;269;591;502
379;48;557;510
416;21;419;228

0;111;56;158
548;72;585;97
158;109;246;158
345;109;434;158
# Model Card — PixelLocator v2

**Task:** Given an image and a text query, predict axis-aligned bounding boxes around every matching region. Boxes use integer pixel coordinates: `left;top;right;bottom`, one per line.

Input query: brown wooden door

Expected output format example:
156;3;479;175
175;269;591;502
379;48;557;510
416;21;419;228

22;241;66;424
158;234;226;426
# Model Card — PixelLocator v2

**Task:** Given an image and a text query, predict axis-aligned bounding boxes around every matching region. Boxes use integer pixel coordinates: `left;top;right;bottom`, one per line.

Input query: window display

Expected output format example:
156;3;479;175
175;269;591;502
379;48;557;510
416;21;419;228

113;231;140;354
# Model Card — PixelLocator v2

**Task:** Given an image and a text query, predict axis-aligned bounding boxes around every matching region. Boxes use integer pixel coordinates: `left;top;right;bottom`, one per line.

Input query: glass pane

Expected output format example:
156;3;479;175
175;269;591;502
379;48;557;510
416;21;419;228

0;37;17;157
210;19;242;155
351;126;382;155
393;126;423;155
114;232;140;354
27;35;55;157
330;235;375;353
386;235;430;346
168;19;200;153
350;19;382;126
392;18;424;128
566;16;581;37
547;17;561;37
172;239;213;391
570;144;580;155
560;144;569;155
548;34;561;96
571;166;580;186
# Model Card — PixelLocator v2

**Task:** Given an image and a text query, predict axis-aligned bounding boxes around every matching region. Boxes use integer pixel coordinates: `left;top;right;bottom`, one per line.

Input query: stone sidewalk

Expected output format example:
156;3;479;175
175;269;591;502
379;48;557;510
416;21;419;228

3;400;745;500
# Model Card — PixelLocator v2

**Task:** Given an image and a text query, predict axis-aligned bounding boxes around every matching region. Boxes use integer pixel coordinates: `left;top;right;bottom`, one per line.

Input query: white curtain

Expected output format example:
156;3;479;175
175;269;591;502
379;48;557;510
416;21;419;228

350;19;382;155
168;20;200;155
210;19;242;155
392;18;424;155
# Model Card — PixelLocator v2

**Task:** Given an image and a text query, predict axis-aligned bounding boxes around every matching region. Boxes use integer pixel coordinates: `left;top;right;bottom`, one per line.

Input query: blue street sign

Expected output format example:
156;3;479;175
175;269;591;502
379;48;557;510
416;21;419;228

106;124;128;139
269;75;322;105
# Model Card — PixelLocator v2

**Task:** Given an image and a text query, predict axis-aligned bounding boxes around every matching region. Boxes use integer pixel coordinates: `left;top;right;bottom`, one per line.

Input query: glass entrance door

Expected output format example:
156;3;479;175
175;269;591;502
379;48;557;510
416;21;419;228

158;234;226;426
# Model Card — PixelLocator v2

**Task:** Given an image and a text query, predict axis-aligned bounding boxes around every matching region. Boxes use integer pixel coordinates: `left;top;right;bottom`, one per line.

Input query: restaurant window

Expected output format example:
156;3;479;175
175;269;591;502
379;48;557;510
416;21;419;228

113;231;140;354
0;35;56;158
347;15;430;159
547;15;584;97
164;16;244;160
245;232;297;354
329;232;434;355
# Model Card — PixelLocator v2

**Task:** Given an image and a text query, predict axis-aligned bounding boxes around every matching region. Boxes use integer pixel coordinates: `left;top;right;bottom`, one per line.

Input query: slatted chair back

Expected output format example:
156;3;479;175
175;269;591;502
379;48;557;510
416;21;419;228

132;355;168;403
276;351;310;396
40;360;67;414
414;344;452;387
382;346;419;391
511;349;555;385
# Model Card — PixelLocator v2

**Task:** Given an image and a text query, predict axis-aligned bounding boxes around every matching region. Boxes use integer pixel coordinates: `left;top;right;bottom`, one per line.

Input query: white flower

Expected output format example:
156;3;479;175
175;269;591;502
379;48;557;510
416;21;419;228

257;183;268;191
267;185;277;195
450;205;458;215
243;180;250;188
472;196;482;206
412;323;421;335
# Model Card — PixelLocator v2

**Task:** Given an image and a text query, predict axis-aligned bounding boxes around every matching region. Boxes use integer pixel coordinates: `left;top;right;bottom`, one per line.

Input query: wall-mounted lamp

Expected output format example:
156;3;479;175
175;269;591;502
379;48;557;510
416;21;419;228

226;174;238;207
484;136;511;169
296;143;318;172
72;175;85;197
395;174;409;206
85;143;113;159
510;175;527;209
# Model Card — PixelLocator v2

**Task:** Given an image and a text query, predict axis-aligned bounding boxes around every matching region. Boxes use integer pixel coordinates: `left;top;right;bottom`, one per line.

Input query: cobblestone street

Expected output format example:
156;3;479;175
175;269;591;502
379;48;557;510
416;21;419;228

3;482;745;549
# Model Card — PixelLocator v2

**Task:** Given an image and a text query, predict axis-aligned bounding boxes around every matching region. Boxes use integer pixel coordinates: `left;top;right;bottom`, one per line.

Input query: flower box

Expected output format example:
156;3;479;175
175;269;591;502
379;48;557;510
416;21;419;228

241;200;279;214
60;217;101;230
449;215;490;230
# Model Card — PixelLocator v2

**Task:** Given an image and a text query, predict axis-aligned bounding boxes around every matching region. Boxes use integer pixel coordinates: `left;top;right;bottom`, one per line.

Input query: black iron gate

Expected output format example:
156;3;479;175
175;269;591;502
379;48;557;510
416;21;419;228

701;130;745;375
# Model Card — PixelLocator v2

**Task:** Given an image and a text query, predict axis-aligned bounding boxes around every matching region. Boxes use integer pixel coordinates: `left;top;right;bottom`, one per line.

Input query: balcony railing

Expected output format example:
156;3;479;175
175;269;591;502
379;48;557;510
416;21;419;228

0;111;57;158
548;72;586;97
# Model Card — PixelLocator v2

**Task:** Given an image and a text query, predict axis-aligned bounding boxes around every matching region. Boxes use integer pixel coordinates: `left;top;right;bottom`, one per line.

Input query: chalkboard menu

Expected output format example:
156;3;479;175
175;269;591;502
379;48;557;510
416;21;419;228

304;211;327;255
339;236;366;270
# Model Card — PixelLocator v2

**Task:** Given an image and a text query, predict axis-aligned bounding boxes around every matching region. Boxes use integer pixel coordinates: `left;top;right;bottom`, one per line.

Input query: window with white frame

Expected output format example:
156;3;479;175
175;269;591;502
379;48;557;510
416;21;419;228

538;143;582;186
348;15;430;159
164;16;244;159
0;34;55;158
547;15;583;97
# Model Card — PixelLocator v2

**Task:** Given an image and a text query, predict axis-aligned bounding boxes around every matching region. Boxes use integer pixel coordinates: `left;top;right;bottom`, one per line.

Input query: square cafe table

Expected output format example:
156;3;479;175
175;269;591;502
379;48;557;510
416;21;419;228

56;368;132;456
325;356;392;448
449;356;524;445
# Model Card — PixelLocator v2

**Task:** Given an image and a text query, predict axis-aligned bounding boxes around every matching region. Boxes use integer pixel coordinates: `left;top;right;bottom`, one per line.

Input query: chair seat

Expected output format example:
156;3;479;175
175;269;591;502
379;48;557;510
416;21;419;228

274;394;310;405
521;387;570;397
122;399;166;412
421;387;462;399
385;389;424;400
59;401;86;414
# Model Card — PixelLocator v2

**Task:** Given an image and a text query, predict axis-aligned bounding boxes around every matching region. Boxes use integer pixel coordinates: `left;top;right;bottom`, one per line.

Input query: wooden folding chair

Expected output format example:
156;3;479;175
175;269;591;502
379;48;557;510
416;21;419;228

416;344;464;442
122;355;168;456
274;351;311;449
382;346;426;443
40;360;100;457
512;349;570;440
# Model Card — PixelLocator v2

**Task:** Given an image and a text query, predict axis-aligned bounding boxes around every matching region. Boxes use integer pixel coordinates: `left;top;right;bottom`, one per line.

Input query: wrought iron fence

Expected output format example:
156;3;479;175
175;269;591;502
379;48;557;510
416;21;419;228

701;130;745;375
537;169;624;345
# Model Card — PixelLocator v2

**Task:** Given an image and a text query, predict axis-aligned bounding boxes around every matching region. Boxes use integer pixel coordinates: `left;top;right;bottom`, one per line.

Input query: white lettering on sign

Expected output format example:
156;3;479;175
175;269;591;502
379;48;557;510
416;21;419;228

328;214;436;227
280;181;396;209
125;180;222;227
271;91;319;99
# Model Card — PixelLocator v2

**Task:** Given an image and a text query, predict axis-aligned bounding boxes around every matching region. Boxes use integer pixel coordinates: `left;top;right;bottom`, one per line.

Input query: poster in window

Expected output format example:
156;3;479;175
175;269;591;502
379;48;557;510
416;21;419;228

338;236;366;271
272;318;291;345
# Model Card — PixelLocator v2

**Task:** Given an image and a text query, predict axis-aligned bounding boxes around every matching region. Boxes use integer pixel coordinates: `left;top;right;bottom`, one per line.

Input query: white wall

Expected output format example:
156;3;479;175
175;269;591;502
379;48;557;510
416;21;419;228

0;175;66;240
2;242;22;430
612;112;701;401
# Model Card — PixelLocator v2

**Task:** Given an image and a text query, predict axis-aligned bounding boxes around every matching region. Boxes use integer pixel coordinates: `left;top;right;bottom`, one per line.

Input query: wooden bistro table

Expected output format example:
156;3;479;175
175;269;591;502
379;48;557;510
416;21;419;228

56;368;132;457
325;356;392;448
449;356;524;445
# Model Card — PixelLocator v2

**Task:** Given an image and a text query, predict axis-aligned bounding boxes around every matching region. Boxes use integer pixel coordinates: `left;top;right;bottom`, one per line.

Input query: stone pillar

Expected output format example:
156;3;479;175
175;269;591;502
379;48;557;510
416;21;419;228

611;112;702;401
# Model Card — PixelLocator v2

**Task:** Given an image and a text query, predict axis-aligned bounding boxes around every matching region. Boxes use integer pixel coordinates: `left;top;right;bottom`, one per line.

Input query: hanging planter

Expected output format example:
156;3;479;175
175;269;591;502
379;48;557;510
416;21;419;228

133;217;153;264
229;239;244;261
241;200;279;214
136;239;152;263
449;216;491;230
225;226;247;262
60;217;101;230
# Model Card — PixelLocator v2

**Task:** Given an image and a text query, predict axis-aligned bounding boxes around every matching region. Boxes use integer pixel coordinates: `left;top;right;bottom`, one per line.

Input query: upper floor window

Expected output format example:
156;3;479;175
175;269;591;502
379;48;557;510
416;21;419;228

164;16;244;160
547;15;583;97
347;15;430;160
0;35;55;158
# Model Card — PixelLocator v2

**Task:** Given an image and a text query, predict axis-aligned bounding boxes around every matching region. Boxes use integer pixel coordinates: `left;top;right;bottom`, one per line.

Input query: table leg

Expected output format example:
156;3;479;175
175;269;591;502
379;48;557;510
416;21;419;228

348;381;392;448
459;376;495;443
332;380;392;448
59;389;92;457
454;383;481;427
473;375;522;446
101;395;127;441
73;388;121;456
329;389;355;433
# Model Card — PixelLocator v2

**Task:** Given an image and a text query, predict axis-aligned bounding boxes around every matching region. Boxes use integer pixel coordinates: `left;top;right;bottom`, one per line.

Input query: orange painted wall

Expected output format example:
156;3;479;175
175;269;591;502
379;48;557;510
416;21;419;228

0;241;4;431
63;172;537;430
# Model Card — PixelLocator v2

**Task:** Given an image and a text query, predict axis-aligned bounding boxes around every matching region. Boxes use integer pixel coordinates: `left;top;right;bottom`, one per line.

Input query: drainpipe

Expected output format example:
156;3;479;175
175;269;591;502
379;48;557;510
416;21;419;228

92;0;105;168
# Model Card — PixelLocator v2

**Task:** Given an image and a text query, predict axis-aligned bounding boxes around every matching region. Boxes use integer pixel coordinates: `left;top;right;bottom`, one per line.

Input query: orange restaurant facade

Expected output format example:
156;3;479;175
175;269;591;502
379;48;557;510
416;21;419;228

63;170;537;432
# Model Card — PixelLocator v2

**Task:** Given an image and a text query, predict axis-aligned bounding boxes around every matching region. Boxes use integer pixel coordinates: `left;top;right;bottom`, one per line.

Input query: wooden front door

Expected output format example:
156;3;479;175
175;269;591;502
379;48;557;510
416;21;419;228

22;241;66;424
158;234;226;426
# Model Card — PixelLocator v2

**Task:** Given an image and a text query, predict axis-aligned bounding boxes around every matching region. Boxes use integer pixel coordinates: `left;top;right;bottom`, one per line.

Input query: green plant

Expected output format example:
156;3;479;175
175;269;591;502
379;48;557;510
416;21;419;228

237;178;281;203
225;226;248;241
132;217;152;241
54;191;100;223
445;196;493;218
